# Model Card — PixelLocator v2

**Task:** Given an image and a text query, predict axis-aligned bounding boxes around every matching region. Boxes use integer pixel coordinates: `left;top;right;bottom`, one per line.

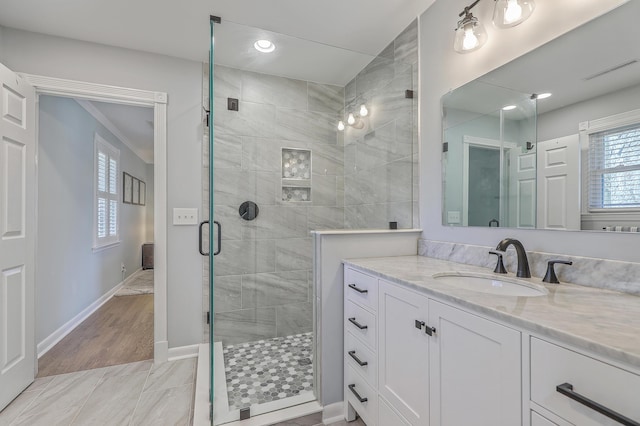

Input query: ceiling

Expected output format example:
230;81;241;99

0;0;435;77
78;100;154;164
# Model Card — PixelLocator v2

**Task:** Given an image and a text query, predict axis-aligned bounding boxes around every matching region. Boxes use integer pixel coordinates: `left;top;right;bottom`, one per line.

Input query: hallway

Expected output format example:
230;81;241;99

37;294;153;377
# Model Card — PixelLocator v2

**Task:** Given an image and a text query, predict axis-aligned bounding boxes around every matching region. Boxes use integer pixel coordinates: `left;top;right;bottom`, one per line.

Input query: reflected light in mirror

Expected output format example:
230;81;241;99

537;92;552;99
502;104;517;110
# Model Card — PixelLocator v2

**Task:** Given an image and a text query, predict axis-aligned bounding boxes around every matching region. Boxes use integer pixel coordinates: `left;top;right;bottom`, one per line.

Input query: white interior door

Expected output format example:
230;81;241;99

536;135;580;230
0;63;36;410
511;149;536;228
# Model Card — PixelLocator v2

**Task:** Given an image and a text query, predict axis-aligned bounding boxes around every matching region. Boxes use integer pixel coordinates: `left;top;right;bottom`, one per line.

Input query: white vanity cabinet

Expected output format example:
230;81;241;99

530;338;640;426
428;299;522;426
344;266;523;426
378;280;430;426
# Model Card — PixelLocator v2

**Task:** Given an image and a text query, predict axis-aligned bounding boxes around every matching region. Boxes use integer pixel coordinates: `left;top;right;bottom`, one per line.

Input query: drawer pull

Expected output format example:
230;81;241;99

348;283;368;294
556;383;640;426
348;384;368;403
425;325;436;336
348;317;368;330
348;350;368;366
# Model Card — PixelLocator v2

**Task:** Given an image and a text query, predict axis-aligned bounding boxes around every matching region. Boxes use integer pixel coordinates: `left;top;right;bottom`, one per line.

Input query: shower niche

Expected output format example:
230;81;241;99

281;148;312;202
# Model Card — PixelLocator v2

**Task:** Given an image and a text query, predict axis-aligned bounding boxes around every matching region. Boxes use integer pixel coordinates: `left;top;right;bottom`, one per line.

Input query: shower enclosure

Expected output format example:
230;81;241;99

206;16;418;424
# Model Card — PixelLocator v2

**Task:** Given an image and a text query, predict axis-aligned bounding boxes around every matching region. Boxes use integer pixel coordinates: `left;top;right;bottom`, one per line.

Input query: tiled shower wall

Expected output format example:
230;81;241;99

343;19;419;229
202;19;419;345
204;65;345;345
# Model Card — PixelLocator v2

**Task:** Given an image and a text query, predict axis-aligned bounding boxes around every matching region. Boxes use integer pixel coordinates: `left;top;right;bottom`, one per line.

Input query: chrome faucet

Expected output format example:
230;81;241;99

495;238;531;278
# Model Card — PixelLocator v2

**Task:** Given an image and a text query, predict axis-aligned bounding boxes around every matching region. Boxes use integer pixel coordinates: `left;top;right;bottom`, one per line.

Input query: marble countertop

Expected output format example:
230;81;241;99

343;255;640;370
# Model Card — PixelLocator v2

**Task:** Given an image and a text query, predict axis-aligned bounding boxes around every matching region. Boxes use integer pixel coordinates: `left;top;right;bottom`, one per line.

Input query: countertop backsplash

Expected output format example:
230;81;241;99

419;239;640;296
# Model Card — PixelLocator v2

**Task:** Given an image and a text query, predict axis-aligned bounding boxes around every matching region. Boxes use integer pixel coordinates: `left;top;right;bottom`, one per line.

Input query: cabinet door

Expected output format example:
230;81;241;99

429;300;521;426
378;280;430;426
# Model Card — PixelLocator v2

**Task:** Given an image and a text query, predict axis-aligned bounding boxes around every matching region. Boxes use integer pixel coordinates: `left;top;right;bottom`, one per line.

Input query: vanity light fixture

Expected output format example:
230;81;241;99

502;105;517;111
337;120;345;131
359;104;369;117
493;0;535;29
254;39;276;53
347;113;356;125
454;0;488;54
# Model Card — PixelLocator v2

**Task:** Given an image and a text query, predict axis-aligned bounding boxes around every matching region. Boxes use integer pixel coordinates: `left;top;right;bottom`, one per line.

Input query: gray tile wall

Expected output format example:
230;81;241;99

202;19;420;345
205;65;345;345
343;19;419;230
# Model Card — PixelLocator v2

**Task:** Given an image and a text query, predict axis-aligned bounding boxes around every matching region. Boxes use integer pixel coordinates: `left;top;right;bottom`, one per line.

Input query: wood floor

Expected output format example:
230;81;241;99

37;294;154;377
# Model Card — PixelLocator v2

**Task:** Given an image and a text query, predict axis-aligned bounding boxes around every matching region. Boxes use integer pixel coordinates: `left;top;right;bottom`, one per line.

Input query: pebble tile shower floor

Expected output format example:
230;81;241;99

223;332;313;410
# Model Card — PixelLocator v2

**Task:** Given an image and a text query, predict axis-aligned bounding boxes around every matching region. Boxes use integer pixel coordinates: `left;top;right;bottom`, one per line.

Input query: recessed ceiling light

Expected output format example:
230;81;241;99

254;39;275;53
502;105;517;111
537;92;552;99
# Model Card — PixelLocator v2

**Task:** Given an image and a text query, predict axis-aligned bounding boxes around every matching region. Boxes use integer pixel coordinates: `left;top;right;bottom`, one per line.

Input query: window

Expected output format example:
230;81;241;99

588;120;640;210
94;134;120;248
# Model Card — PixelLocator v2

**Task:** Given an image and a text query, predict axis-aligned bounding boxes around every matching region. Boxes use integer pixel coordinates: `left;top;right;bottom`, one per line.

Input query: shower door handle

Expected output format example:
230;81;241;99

199;220;222;256
213;221;221;256
199;220;209;256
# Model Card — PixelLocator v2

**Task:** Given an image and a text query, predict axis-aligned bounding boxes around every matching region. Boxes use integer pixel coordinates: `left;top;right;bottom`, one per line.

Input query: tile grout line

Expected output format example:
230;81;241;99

68;369;108;426
128;363;154;426
7;382;49;426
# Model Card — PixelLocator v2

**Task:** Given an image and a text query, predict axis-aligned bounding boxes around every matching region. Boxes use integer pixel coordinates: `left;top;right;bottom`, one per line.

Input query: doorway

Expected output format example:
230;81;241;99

34;95;155;377
20;75;170;373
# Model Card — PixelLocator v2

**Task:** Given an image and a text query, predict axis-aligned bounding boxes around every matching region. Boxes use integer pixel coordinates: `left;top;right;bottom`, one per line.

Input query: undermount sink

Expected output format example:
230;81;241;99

432;272;548;297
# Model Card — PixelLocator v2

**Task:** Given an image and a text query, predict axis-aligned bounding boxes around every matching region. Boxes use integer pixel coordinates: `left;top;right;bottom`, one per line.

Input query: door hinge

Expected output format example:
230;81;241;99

206;311;210;324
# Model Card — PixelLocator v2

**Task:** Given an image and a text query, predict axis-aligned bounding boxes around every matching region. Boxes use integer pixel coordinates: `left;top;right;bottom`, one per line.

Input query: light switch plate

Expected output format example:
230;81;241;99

173;208;198;225
447;211;461;224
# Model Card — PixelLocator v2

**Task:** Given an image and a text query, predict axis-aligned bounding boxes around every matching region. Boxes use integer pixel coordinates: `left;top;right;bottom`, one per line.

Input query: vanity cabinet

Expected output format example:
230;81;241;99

378;280;430;426
345;266;522;426
428;299;522;425
530;337;640;426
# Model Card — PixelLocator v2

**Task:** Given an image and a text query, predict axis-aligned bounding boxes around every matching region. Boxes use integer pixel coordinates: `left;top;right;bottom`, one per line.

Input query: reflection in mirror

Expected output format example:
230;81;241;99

442;1;640;233
443;83;536;228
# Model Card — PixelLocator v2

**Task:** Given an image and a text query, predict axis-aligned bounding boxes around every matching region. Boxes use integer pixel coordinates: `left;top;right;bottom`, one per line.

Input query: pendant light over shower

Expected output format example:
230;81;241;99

454;0;535;54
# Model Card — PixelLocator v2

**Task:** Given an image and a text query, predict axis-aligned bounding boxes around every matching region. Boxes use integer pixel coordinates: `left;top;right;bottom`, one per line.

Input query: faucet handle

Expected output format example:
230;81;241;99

489;250;507;274
542;260;573;284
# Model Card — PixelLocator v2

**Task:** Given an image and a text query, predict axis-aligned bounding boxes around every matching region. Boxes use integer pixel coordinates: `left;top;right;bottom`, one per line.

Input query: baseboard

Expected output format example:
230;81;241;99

322;401;344;424
36;271;140;358
168;344;200;361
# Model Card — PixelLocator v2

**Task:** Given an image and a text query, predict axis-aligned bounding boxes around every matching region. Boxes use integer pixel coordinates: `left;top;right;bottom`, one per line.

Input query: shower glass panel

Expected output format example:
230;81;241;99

207;18;418;424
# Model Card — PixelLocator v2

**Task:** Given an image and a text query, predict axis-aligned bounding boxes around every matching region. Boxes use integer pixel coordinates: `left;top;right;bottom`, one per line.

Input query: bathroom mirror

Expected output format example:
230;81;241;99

442;1;640;232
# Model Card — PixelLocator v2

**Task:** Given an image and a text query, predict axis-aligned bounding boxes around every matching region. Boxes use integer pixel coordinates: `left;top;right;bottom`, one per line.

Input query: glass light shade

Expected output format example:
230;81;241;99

337;120;345;131
454;14;488;54
359;104;368;117
493;0;535;29
347;113;356;125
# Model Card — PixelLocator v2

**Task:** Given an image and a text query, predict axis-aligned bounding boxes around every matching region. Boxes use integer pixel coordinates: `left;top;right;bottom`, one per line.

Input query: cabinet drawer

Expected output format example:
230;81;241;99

531;411;559;426
345;267;378;312
345;300;376;350
346;365;378;426
531;337;640;425
345;331;377;388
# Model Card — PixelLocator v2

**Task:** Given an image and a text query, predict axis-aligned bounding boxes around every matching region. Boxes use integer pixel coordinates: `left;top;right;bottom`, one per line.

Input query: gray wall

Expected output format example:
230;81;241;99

343;19;419;230
419;0;640;263
210;65;345;345
1;27;203;348
36;95;150;343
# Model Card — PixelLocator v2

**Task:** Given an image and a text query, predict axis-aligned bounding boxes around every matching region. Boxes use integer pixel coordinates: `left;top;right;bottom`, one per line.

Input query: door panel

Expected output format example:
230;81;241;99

0;64;36;410
536;135;580;230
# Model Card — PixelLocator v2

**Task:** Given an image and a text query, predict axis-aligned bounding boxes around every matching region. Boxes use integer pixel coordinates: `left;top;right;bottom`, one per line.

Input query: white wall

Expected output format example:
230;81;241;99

419;0;640;262
145;163;155;242
37;95;150;343
1;27;203;348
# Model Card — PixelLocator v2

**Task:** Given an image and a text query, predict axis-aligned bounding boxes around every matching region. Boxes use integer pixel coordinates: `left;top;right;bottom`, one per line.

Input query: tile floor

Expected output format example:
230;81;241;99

0;358;196;426
223;333;313;410
269;412;366;426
